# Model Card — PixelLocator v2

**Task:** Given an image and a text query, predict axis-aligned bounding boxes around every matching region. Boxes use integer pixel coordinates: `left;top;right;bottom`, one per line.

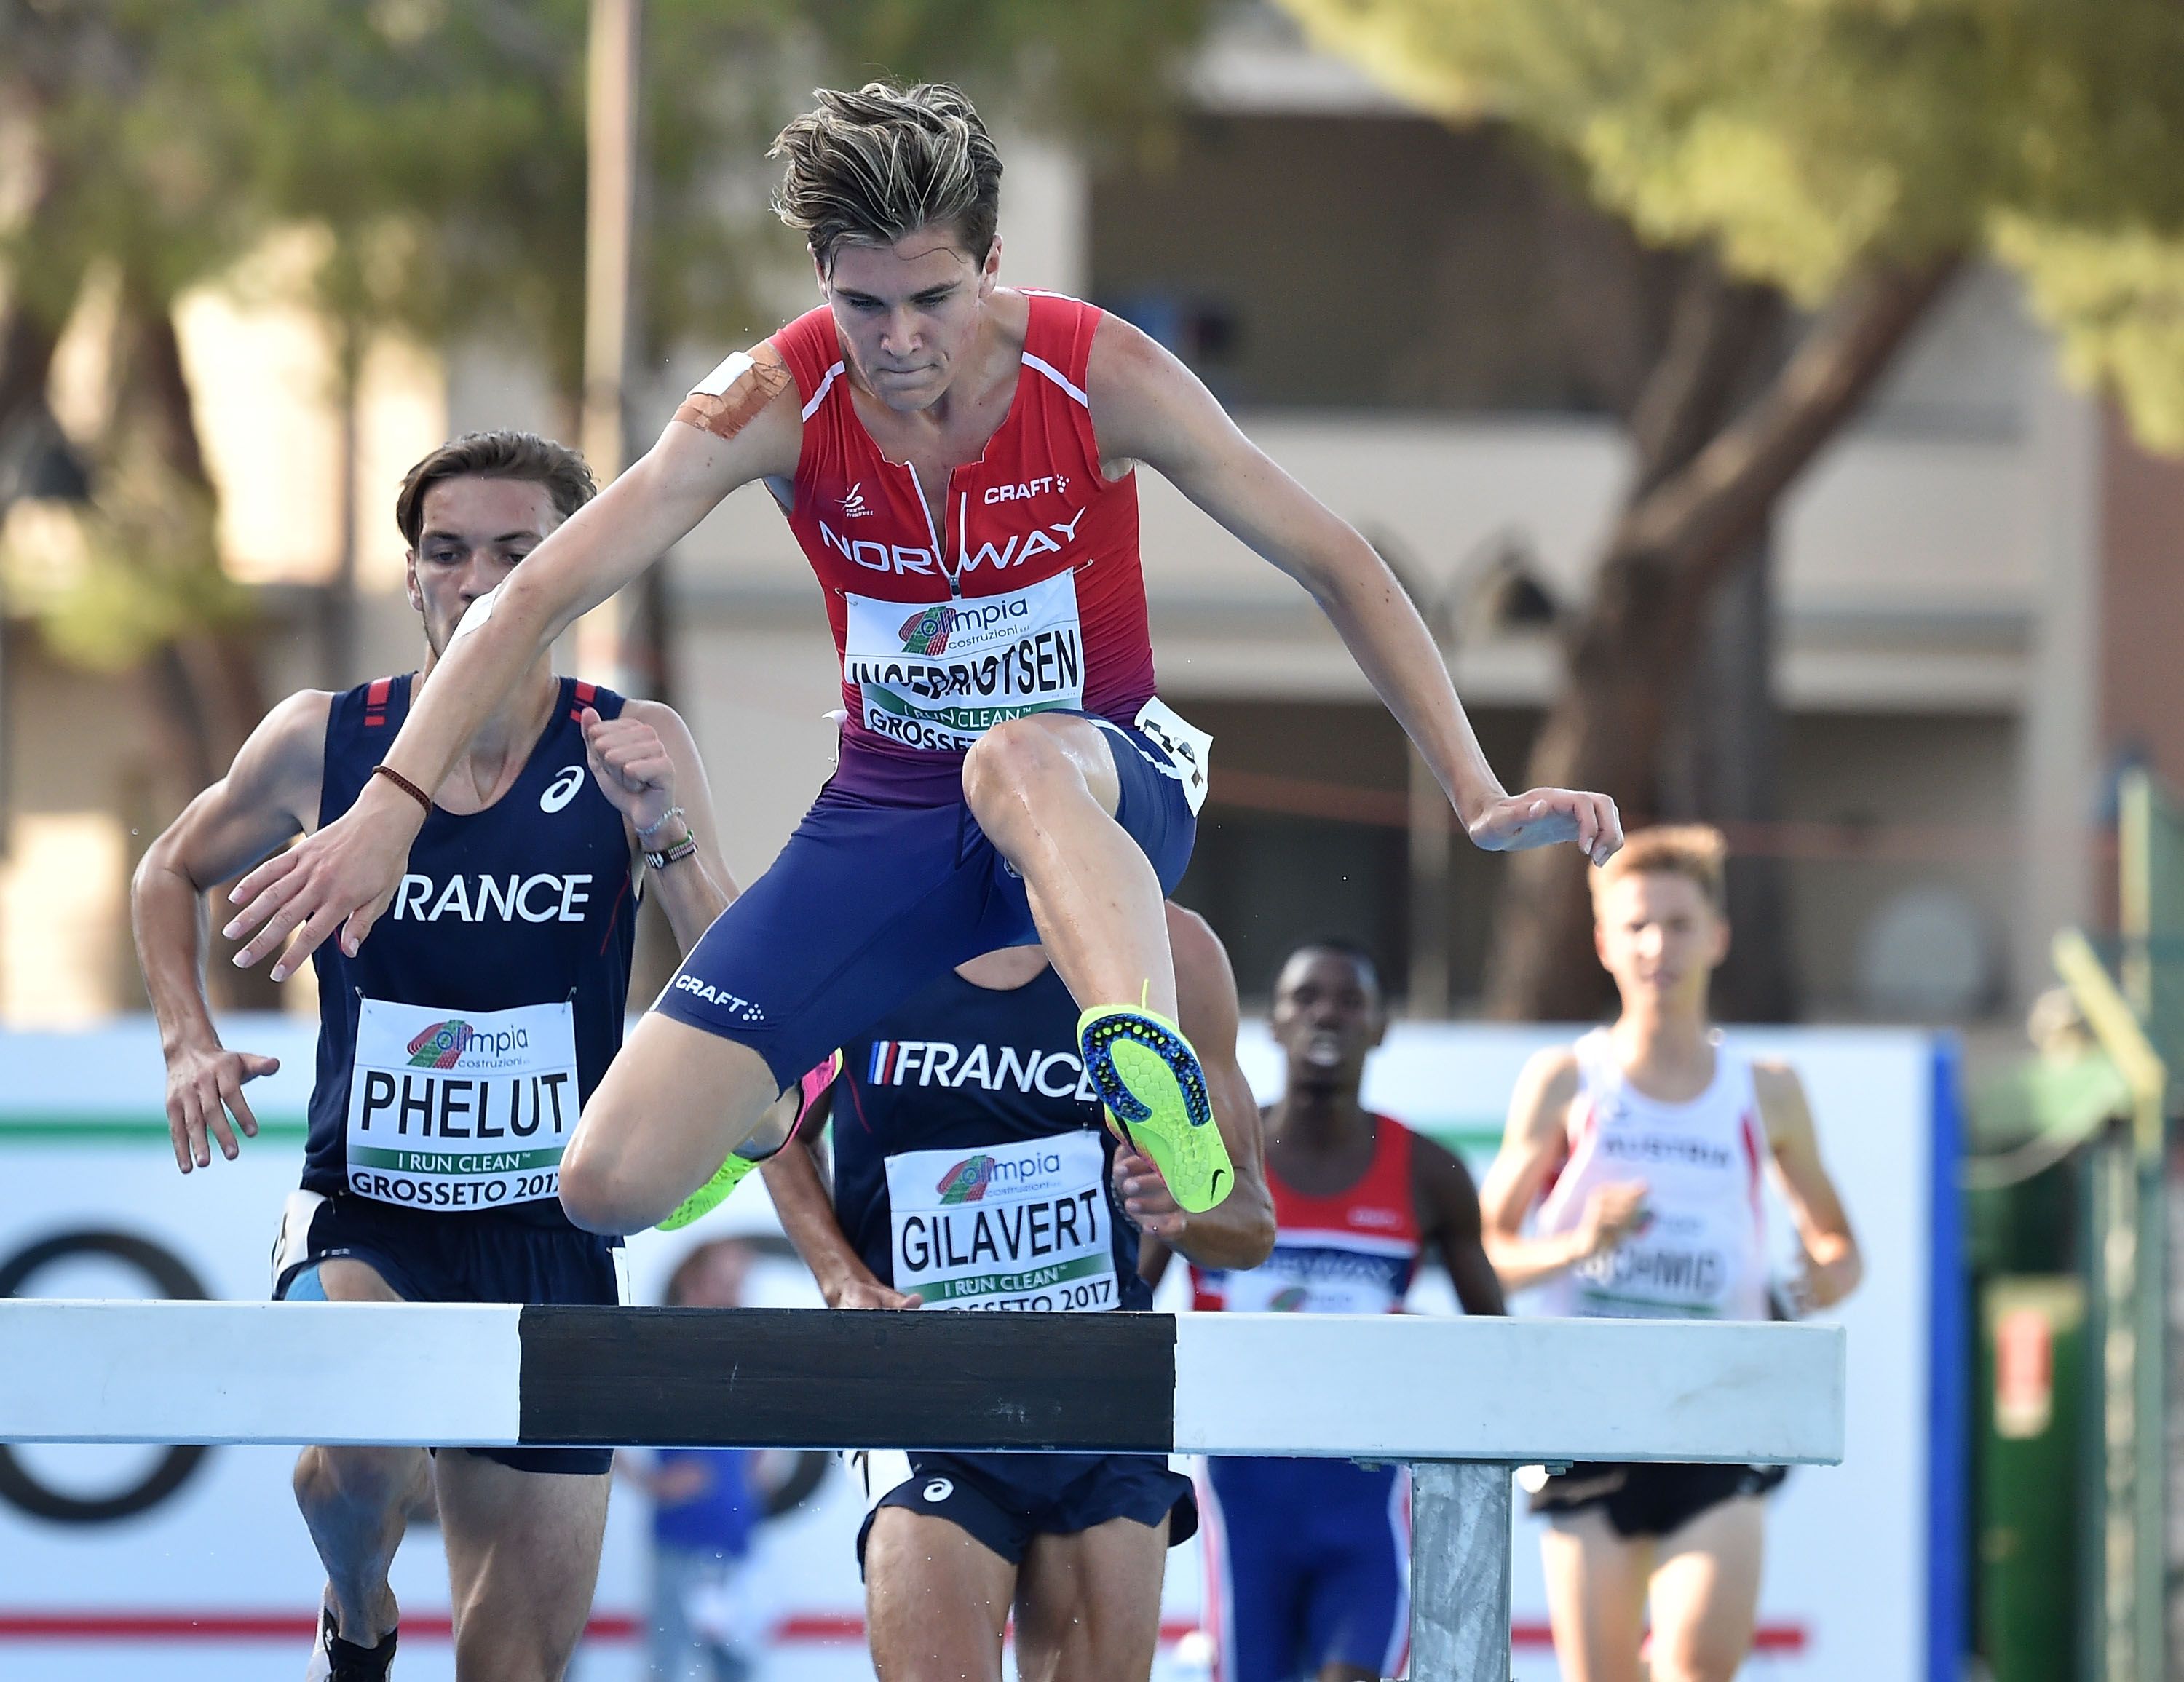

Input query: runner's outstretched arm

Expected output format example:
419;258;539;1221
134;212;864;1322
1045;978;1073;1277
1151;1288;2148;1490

1755;1063;1863;1311
132;691;328;1172
762;1098;924;1310
1477;1047;1649;1293
1085;318;1620;862
224;351;802;980
1109;906;1275;1269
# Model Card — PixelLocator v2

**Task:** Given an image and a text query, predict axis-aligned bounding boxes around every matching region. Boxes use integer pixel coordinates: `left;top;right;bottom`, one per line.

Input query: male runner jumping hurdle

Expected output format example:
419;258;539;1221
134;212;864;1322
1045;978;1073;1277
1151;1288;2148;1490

1478;827;1861;1682
763;903;1270;1682
133;432;736;1682
223;82;1620;1240
1144;941;1504;1682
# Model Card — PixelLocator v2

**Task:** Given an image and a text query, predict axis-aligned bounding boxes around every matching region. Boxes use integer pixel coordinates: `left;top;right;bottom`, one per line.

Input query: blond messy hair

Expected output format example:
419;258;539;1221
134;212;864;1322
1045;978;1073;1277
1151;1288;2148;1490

1590;824;1730;916
770;82;1002;276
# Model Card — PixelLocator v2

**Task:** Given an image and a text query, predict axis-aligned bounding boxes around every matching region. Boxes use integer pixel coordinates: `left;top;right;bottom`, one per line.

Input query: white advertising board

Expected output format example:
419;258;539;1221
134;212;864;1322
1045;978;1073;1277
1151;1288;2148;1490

0;1016;1955;1681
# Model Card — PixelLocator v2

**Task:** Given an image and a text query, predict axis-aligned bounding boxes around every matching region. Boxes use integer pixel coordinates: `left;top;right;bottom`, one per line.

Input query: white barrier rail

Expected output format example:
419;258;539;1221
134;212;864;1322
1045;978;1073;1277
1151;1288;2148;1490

2;1303;1845;1679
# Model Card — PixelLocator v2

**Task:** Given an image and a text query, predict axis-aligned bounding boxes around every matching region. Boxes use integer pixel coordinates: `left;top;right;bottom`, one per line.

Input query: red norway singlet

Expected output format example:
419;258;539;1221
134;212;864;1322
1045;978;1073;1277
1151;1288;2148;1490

769;290;1159;802
1190;1117;1421;1314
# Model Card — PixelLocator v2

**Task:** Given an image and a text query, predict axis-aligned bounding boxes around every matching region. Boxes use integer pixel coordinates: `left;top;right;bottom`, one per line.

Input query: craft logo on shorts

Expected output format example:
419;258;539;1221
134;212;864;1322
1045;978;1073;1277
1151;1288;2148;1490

933;1149;1068;1205
404;1018;531;1070
1269;1285;1309;1313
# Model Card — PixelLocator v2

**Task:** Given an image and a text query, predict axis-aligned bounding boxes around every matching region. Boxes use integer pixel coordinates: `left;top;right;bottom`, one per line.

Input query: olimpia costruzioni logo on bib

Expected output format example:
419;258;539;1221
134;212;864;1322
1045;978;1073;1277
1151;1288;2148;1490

407;1019;472;1068
899;604;957;656
404;1017;533;1071
934;1148;1068;1205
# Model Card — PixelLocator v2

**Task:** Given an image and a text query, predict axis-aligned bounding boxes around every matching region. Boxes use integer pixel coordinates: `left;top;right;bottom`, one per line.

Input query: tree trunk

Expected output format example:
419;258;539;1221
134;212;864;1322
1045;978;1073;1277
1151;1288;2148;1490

119;301;280;1010
1484;255;1961;1020
1662;526;1797;1020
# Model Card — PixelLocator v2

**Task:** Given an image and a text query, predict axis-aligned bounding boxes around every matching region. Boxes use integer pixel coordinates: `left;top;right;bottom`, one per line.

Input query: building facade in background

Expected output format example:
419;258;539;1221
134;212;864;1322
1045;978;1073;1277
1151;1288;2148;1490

1;12;2171;1028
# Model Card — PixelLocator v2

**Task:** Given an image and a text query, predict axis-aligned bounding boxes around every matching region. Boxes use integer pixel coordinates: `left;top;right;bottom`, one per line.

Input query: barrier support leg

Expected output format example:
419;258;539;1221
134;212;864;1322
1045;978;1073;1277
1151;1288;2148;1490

1408;1460;1513;1682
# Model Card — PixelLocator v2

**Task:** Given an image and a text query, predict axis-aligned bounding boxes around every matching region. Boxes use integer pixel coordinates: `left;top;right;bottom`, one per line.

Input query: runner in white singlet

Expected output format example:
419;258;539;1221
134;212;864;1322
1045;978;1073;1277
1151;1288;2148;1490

1477;826;1861;1682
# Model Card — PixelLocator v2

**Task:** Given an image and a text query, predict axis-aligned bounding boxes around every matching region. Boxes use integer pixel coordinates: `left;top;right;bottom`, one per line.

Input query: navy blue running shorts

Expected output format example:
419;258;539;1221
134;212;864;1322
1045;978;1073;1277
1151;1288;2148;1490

653;715;1198;1088
272;1190;623;1476
851;1448;1198;1569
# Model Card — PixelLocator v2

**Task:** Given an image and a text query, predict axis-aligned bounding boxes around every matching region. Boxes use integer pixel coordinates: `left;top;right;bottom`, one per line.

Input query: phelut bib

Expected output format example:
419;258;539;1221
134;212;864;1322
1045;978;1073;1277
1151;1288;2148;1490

345;996;579;1210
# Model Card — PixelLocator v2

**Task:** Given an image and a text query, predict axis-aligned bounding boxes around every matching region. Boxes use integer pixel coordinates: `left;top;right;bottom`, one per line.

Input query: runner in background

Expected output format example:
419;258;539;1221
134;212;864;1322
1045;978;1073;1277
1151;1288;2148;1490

1143;940;1503;1682
1477;825;1861;1682
131;432;737;1682
619;1237;789;1682
761;903;1272;1682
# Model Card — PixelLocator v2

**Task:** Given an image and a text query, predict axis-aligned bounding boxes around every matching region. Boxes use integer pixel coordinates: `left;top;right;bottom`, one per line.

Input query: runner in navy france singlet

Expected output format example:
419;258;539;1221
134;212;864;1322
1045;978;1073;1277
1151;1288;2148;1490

304;672;636;1228
831;964;1150;1314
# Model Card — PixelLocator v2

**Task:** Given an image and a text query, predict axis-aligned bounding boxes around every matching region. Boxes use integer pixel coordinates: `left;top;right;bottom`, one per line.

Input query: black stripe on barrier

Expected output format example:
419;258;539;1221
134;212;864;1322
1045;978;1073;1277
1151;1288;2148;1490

516;1306;1178;1451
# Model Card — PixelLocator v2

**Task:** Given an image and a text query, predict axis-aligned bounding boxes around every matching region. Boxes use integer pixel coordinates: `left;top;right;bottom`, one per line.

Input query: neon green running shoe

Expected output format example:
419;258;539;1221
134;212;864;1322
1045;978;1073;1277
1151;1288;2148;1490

658;1049;843;1231
1078;1005;1233;1213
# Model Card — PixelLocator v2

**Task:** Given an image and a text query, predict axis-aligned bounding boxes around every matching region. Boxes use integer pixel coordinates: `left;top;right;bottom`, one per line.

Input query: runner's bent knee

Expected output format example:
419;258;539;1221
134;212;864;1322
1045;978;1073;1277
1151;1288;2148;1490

962;715;1115;822
295;1443;420;1520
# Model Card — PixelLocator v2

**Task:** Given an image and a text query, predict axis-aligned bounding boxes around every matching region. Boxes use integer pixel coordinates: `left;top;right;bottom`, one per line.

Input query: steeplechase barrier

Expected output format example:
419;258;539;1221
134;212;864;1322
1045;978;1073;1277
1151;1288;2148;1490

1;1303;1844;1681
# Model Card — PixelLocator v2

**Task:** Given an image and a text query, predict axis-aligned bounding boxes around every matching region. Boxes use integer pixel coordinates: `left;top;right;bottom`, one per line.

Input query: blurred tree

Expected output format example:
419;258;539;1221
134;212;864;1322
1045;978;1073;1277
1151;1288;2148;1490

0;0;1216;1000
1278;0;2184;1020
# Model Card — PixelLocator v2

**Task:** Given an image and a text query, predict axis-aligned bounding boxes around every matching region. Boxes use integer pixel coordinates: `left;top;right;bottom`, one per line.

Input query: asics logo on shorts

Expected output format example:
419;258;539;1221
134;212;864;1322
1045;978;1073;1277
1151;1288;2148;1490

922;1478;954;1502
539;765;585;813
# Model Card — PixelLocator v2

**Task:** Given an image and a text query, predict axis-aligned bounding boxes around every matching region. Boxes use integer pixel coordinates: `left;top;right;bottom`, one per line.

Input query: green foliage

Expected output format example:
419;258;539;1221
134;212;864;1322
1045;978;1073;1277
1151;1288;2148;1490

7;0;1220;395
1278;0;2184;443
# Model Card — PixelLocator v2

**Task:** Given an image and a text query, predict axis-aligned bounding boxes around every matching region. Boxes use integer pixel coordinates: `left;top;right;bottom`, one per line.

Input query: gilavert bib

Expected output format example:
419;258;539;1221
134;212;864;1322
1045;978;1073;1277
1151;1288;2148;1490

832;964;1150;1314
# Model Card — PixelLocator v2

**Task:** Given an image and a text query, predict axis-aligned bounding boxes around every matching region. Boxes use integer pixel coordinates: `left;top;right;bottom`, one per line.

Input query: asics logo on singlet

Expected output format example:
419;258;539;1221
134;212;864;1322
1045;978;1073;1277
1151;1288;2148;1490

818;506;1086;577
391;873;593;924
896;598;1029;656
934;1149;1067;1205
983;475;1069;504
539;765;585;813
842;481;875;519
867;1039;1097;1100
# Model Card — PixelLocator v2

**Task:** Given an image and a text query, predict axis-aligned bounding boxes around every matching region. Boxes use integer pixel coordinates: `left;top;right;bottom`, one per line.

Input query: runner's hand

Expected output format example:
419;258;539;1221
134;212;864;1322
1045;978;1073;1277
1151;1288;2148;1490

224;781;419;980
1465;788;1623;866
1112;1146;1187;1241
1574;1181;1650;1258
1790;1251;1858;1312
163;1043;280;1173
581;705;676;836
826;1273;922;1311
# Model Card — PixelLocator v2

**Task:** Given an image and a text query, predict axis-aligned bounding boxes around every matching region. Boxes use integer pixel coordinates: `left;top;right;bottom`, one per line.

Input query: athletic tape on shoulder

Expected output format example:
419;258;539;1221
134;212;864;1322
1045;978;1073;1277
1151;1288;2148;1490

676;348;792;443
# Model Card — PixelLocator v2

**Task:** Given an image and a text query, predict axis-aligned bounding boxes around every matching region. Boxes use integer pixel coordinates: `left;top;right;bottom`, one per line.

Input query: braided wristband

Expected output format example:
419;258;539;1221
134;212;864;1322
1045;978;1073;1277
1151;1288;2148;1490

371;763;432;815
643;830;700;871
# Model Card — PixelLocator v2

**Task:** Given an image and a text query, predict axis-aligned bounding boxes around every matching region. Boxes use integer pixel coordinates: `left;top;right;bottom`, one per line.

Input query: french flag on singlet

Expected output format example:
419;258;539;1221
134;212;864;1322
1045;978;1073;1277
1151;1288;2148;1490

1191;1118;1421;1315
767;290;1158;802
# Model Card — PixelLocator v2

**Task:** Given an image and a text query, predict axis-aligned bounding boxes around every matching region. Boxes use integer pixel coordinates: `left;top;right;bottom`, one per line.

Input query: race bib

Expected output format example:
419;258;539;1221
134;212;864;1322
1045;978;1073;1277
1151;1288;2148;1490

1212;1237;1412;1316
1130;697;1214;816
842;573;1084;752
345;997;579;1210
1571;1229;1733;1318
885;1132;1117;1312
